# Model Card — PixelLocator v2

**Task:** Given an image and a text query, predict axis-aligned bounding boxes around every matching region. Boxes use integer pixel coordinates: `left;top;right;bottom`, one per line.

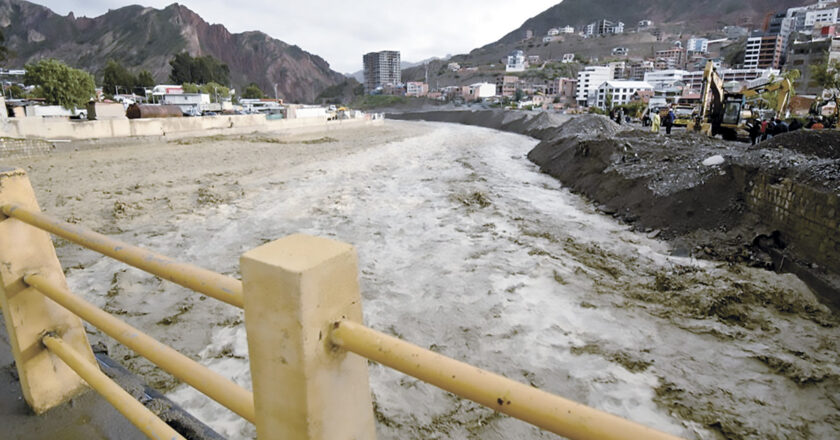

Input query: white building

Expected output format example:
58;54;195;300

468;83;497;100
576;66;613;106
805;8;839;28
643;70;689;89
561;53;576;63
547;28;560;36
161;93;209;115
686;38;709;54
681;67;780;90
560;26;575;34
595;81;653;109
744;36;762;69
638;20;653;30
506;50;527;72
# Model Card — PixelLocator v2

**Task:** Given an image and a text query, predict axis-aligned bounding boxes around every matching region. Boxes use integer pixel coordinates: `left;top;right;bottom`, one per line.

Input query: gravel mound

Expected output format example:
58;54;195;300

763;130;840;159
551;114;631;140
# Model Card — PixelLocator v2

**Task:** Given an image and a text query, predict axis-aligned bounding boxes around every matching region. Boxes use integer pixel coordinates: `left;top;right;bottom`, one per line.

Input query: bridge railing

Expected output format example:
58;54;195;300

0;167;683;440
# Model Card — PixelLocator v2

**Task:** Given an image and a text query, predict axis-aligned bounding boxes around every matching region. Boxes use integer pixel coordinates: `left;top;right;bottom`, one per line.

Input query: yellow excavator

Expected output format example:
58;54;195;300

689;61;793;140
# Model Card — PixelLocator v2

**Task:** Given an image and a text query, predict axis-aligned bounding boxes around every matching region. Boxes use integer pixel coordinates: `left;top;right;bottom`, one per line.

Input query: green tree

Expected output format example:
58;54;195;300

102;59;137;95
169;52;230;85
24;59;95;109
811;60;840;91
136;70;156;88
200;82;230;102
242;82;265;99
7;84;25;99
182;82;200;93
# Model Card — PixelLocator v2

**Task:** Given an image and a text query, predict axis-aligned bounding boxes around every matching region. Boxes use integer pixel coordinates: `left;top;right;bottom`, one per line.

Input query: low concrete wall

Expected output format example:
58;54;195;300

0;114;377;141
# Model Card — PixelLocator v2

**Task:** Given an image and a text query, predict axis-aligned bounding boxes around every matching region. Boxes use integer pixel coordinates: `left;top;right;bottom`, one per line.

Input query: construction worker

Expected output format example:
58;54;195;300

664;106;676;134
651;111;661;133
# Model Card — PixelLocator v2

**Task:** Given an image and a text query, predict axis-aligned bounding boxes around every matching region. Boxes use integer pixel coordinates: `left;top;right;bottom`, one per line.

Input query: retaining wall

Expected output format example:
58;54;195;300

0;115;379;141
746;174;840;271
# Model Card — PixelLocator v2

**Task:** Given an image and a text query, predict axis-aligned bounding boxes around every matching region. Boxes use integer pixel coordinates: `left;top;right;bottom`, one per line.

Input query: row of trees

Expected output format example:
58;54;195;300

102;60;155;95
17;53;272;109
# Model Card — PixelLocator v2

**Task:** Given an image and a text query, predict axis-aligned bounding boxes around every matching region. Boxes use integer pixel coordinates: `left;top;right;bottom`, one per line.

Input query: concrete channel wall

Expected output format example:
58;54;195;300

746;174;840;271
0;115;379;140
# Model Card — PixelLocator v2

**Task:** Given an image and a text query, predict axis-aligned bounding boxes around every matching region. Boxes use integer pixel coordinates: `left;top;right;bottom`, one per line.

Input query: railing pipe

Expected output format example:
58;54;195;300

42;334;187;440
330;320;684;440
24;273;256;423
1;202;243;308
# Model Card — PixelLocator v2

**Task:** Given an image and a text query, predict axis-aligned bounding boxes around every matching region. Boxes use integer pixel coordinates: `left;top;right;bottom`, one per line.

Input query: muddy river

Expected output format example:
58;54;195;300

5;120;839;439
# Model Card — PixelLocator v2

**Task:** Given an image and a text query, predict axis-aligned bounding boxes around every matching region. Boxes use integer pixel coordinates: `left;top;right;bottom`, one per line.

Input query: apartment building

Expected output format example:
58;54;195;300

506;50;527;72
595;81;654;109
363;50;401;94
644;70;689;89
576;66;613;106
744;34;783;69
686;38;709;54
787;37;838;94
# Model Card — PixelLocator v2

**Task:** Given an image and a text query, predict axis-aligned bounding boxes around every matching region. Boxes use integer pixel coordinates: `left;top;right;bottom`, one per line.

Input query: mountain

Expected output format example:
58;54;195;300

494;0;814;45
0;0;345;102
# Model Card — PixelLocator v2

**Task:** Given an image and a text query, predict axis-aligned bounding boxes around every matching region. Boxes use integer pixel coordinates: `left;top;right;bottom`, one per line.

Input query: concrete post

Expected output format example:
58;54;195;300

240;234;376;440
0;167;95;413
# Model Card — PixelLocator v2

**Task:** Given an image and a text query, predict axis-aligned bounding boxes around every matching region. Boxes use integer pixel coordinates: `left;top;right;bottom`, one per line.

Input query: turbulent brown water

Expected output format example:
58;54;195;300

5;121;838;439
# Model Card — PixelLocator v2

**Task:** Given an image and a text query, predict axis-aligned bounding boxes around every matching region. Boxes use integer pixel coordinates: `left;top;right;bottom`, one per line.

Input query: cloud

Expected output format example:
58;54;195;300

36;0;561;73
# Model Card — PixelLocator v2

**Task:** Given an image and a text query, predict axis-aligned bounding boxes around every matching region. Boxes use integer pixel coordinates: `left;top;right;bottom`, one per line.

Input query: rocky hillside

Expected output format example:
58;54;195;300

0;0;345;102
494;0;814;45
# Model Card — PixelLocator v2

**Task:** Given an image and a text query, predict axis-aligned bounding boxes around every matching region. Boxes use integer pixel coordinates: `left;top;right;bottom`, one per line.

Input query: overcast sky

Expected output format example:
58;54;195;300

35;0;561;73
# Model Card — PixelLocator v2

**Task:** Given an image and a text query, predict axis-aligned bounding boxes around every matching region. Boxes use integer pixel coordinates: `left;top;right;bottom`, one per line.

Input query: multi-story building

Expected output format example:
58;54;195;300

506;50;527;72
585;19;624;36
405;82;429;97
655;47;686;69
363;50;401;94
548;78;578;106
561;53;576;63
681;67;781;91
644;70;689;89
787;37;839;95
805;7;839;29
686;38;709;54
744;34;783;69
559;26;575;34
594;81;654;109
497;75;520;97
608;61;628;80
638;20;654;30
765;12;794;64
628;61;655;81
576;66;612;106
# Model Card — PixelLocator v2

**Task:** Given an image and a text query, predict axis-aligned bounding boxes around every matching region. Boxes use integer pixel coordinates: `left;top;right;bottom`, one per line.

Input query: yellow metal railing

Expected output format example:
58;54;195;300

2;202;243;307
0;167;685;440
